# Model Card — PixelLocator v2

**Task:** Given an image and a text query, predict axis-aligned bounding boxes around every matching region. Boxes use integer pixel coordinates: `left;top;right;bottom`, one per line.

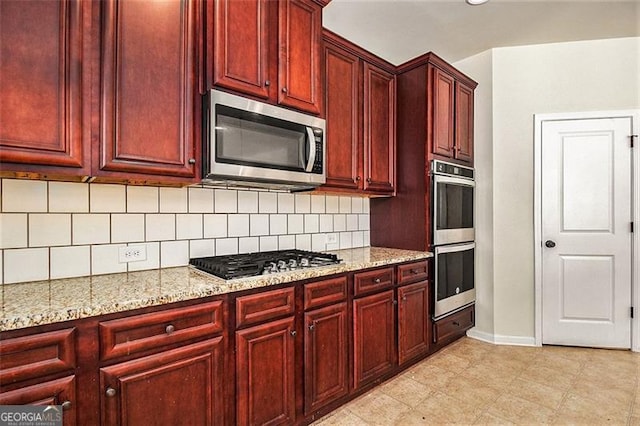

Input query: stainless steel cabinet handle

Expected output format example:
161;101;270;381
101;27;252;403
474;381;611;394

188;158;196;164
290;330;297;337
265;80;270;87
106;387;117;397
165;324;175;334
374;278;381;284
61;401;72;410
308;323;315;331
281;87;287;93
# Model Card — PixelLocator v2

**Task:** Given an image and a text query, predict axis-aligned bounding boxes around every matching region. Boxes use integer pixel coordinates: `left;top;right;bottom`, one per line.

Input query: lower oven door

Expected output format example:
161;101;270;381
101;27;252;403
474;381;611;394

434;242;475;319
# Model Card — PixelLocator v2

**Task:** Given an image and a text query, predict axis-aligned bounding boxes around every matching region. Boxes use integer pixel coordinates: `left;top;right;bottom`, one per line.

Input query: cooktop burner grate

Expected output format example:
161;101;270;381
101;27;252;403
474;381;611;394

189;249;341;280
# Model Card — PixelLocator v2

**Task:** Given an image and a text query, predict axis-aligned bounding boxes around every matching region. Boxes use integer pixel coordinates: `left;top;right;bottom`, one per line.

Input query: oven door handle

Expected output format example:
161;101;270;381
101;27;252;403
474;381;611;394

305;127;316;172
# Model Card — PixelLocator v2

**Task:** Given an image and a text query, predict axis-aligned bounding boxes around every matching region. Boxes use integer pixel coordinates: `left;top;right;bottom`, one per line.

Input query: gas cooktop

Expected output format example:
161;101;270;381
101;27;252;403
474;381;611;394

189;249;342;280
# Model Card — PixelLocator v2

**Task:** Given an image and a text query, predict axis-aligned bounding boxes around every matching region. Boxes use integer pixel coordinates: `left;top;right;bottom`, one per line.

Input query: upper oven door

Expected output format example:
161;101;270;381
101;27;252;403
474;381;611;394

433;174;475;245
207;90;325;186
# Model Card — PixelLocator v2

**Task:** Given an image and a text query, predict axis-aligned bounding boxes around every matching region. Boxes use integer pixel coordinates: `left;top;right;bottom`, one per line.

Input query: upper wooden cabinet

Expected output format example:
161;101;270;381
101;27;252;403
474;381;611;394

322;31;396;196
212;0;322;115
97;0;201;181
455;81;475;163
0;0;90;176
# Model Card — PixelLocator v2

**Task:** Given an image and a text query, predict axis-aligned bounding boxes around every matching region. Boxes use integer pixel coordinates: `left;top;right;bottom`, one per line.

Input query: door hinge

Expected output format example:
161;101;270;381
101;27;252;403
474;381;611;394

631;306;634;319
632;222;635;233
631;134;638;148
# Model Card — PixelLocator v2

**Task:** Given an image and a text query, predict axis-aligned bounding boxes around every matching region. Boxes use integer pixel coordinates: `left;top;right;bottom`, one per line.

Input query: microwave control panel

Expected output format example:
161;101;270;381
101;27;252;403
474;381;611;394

312;131;323;174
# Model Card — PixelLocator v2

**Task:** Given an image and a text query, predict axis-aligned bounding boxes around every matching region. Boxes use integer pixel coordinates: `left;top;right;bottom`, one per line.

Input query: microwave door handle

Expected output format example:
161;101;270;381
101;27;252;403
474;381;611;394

305;127;316;172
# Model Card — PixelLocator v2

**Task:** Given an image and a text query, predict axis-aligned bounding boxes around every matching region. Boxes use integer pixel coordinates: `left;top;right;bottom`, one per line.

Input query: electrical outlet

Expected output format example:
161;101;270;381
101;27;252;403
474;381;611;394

326;234;338;244
119;245;147;263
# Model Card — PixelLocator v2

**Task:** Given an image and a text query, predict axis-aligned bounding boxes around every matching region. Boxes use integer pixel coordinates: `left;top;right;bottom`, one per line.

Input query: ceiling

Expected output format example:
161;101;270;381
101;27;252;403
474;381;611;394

322;0;640;65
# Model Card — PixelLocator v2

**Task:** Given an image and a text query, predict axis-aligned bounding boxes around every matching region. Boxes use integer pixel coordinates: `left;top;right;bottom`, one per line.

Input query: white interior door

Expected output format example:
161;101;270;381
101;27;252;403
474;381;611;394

541;117;633;349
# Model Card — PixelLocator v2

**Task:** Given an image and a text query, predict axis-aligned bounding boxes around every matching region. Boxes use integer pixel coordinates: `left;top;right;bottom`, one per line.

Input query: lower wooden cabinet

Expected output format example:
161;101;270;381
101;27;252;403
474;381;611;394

236;316;296;426
304;302;349;415
398;281;430;366
100;337;225;426
353;289;396;389
433;304;475;346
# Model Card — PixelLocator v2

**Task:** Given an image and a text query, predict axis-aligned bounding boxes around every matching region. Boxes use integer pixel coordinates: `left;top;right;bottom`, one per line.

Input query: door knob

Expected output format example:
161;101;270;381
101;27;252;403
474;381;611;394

545;240;556;248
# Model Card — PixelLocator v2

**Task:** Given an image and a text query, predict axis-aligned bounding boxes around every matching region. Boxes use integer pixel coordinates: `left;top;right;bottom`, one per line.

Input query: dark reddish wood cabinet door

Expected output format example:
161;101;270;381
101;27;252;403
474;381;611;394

278;0;322;115
304;303;348;416
100;338;225;426
99;0;199;179
323;41;360;190
432;66;455;159
213;0;271;99
353;290;395;389
363;62;395;194
236;317;296;426
397;281;430;366
0;0;87;171
455;82;474;164
0;376;77;426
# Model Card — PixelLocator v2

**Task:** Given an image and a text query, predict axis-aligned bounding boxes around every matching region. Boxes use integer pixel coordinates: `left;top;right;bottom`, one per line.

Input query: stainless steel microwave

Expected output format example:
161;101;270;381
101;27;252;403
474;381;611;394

203;90;326;191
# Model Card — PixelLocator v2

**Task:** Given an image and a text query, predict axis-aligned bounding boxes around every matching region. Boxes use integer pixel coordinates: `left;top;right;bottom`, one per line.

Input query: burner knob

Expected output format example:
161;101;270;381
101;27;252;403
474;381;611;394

288;259;298;268
269;262;278;273
277;260;287;269
300;258;310;267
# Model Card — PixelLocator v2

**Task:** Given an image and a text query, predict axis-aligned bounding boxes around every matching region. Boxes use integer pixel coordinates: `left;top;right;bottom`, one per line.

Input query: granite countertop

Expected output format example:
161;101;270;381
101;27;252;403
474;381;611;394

0;247;432;332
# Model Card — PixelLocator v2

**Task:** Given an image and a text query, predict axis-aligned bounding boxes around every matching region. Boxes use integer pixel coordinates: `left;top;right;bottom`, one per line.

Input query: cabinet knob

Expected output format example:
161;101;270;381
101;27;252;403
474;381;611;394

356;176;361;181
61;400;72;411
265;80;271;87
392;300;398;306
410;269;419;275
290;330;297;337
452;321;460;326
366;178;372;183
402;296;407;302
105;387;117;397
308;322;315;331
374;277;381;284
188;158;196;164
281;87;288;93
165;324;175;334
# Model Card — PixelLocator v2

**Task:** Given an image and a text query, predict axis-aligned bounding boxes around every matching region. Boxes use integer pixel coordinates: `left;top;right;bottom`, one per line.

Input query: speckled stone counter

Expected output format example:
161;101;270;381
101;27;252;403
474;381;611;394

0;247;432;332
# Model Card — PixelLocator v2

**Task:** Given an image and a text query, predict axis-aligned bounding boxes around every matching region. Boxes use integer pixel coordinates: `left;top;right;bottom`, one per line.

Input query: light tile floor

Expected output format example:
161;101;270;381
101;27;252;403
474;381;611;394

313;337;640;425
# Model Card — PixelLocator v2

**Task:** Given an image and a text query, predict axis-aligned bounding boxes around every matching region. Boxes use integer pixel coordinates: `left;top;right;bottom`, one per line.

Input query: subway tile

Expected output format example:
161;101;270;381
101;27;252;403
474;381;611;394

238;191;258;213
127;186;159;213
339;232;352;249
2;179;47;213
160;240;189;268
204;214;227;238
73;214;110;245
250;214;269;236
259;236;278;251
160;187;188;213
111;214;145;243
29;214;71;247
311;195;325;213
239;237;259;254
319;215;333;232
295;194;311;213
50;246;90;279
146;214;176;241
311;234;326;251
325;196;339;213
189;239;215;258
128;242;160;271
90;184;126;213
346;214;359;231
352;197;363;214
4;248;49;283
176;214;203;240
304;214;319;233
228;214;249;237
270;214;287;235
49;182;88;212
352;231;364;248
339;196;352;214
333;214;346;232
364;231;370;246
259;192;278;213
216;238;238;256
91;244;127;275
0;213;27;248
215;189;237;213
278;235;295;250
189;188;214;213
287;215;304;234
359;214;370;231
363;197;370;214
277;193;295;213
325;233;340;251
296;234;312;251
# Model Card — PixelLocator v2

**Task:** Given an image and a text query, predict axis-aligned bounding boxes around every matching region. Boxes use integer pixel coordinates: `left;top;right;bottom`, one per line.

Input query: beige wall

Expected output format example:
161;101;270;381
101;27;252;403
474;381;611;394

456;37;640;341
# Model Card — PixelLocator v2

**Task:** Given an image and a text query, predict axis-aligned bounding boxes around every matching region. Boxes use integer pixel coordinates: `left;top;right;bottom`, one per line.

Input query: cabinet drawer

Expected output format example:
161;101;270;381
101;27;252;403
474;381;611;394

397;260;429;285
99;301;224;361
353;267;394;297
433;305;474;344
236;287;296;328
0;328;76;386
304;276;348;310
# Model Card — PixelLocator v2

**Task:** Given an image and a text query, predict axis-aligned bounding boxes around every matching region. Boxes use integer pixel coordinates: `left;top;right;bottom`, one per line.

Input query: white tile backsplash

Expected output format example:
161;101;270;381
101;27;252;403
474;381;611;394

0;179;371;283
4;247;49;283
49;182;88;213
2;179;47;212
0;213;28;249
29;214;71;247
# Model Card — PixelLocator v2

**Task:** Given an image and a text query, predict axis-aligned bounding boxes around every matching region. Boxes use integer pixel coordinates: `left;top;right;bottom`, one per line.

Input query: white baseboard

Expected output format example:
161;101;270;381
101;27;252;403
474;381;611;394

466;327;538;347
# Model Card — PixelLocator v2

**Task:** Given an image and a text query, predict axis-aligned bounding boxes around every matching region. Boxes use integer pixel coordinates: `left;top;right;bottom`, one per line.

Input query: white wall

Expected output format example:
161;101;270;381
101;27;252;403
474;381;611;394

456;37;640;342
